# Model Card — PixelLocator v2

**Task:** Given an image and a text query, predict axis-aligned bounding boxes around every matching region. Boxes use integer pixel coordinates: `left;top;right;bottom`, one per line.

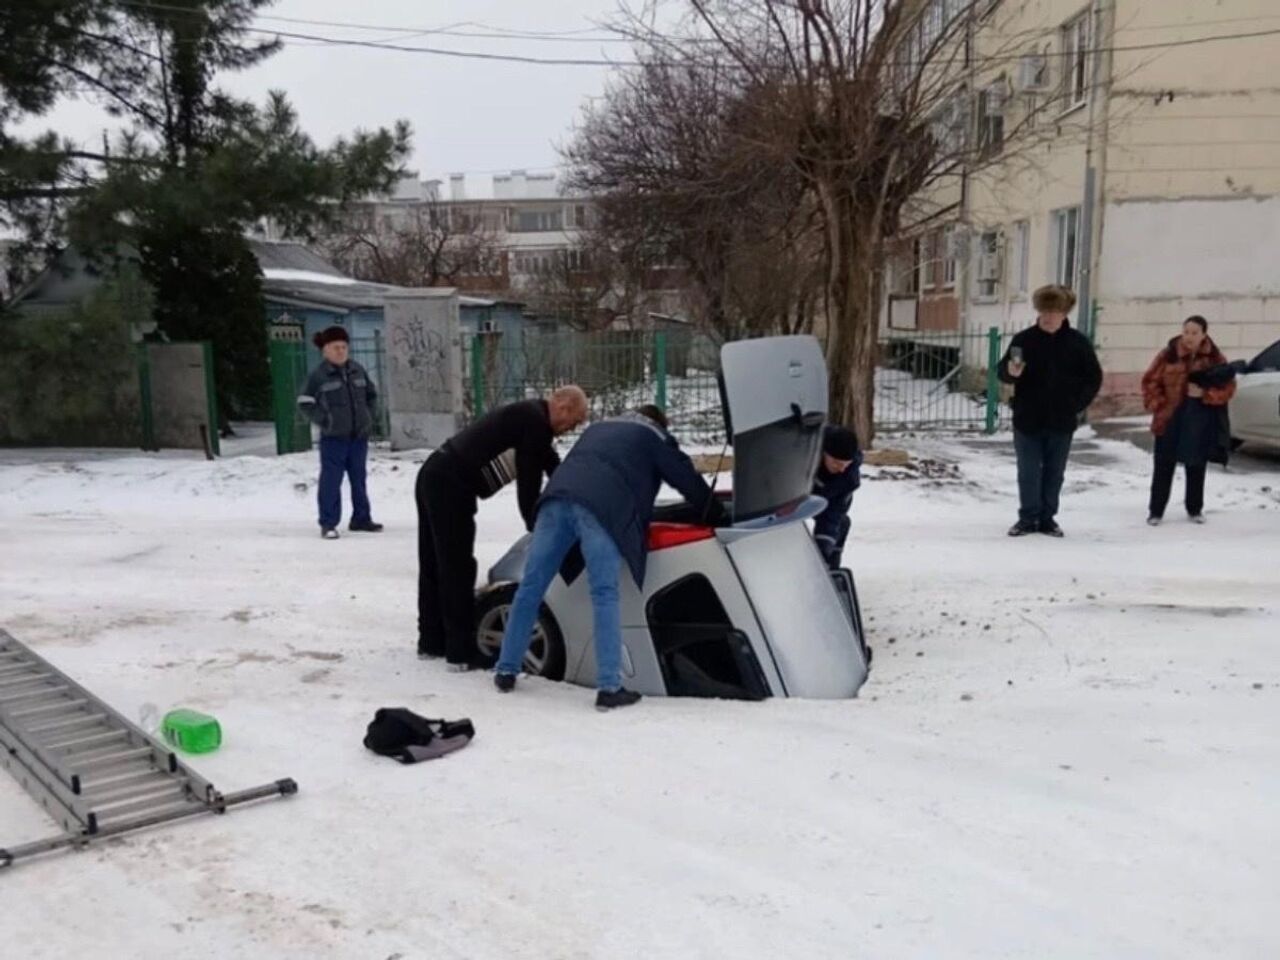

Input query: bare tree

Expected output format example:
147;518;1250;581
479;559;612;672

318;201;505;289
575;0;1084;442
564;53;824;342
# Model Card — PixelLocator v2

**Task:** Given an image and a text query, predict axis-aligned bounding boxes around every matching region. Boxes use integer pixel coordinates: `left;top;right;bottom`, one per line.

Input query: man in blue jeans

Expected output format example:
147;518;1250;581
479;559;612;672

494;405;725;710
297;326;382;539
998;285;1102;538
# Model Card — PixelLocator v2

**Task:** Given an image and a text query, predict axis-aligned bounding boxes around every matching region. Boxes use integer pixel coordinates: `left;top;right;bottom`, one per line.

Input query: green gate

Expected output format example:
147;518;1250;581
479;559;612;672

269;336;312;455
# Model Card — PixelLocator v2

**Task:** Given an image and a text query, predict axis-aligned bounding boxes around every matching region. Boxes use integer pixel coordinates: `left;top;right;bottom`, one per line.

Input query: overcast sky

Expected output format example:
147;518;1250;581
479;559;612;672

29;0;639;196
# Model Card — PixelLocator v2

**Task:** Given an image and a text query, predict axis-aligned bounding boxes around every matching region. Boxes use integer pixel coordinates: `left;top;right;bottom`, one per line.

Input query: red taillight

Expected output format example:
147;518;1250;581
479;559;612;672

647;522;716;551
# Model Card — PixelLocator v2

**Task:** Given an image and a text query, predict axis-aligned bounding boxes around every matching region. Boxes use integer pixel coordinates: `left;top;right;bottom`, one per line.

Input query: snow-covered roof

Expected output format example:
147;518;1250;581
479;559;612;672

261;268;359;286
247;239;346;277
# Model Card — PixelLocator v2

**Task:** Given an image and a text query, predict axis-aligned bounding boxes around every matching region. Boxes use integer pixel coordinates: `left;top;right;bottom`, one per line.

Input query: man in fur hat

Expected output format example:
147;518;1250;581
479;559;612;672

997;285;1102;538
297;325;383;539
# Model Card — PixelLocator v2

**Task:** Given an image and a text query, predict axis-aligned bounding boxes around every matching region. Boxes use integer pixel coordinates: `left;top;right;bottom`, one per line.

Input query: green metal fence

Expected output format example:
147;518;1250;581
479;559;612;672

462;326;1017;443
463;330;725;445
350;333;390;440
875;326;1014;433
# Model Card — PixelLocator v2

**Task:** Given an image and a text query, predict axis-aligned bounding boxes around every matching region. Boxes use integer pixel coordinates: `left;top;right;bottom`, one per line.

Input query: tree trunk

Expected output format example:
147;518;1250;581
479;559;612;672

818;183;880;447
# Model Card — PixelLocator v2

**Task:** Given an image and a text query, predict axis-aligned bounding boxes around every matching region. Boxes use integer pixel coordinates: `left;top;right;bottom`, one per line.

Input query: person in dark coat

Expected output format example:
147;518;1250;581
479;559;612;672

998;284;1103;538
812;425;862;570
494;405;726;710
416;387;588;669
296;326;382;540
1140;316;1237;525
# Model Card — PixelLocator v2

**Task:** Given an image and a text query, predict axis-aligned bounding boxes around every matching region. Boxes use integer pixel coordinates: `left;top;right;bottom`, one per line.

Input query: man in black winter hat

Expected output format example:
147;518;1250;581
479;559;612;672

811;425;863;570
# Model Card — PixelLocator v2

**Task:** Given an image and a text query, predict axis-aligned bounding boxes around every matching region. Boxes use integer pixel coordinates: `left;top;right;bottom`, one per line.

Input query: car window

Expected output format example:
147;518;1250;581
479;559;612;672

1251;340;1280;372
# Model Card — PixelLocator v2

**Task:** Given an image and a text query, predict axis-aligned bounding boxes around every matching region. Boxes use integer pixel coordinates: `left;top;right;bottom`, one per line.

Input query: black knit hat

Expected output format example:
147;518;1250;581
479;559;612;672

823;425;859;460
313;325;350;348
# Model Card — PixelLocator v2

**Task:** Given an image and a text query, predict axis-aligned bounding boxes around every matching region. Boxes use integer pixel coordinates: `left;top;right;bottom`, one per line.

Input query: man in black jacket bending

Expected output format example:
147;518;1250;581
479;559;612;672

998;284;1103;538
416;387;588;668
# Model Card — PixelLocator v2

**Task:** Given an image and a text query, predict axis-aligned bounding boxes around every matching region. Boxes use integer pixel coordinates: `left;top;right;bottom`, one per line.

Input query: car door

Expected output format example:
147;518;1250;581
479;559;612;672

1231;340;1280;446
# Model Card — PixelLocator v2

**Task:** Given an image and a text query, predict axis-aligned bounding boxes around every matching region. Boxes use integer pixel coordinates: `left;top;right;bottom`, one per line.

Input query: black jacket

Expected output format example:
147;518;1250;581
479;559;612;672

998;320;1102;433
541;413;725;588
441;400;561;528
297;360;377;440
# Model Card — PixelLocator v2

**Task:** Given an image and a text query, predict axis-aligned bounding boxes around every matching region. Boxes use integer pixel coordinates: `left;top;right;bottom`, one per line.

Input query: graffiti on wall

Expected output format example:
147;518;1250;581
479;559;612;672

390;314;453;411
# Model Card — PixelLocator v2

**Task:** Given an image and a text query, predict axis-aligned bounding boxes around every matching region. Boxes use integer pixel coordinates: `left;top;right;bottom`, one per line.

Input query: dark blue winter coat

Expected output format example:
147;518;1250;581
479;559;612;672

812;453;862;566
540;413;724;587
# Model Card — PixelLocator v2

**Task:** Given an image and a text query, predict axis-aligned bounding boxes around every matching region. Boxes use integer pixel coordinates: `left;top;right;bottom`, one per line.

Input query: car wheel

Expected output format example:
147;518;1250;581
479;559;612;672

473;583;566;680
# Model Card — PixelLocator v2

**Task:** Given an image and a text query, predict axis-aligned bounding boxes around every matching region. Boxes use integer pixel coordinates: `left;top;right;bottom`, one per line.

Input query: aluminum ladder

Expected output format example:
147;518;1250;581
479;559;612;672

0;629;297;869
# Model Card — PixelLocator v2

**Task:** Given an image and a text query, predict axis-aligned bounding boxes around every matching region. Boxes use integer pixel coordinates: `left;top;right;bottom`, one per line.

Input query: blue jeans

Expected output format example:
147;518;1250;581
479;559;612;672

318;437;371;529
496;499;624;692
1013;428;1073;527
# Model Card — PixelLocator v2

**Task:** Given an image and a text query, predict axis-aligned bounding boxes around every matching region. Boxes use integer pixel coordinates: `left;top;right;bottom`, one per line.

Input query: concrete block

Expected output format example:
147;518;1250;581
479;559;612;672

385;289;463;451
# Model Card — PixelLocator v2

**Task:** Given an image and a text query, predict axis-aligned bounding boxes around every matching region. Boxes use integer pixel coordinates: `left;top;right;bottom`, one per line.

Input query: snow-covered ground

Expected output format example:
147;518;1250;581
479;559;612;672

1;430;1277;959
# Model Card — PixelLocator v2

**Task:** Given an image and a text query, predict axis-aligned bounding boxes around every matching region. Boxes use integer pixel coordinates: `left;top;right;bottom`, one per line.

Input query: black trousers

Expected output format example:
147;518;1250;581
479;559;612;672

1149;455;1206;519
415;453;479;664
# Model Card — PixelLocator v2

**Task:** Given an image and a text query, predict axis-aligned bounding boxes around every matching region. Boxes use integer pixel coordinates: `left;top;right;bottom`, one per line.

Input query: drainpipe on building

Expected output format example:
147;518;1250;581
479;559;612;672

959;2;975;339
1077;0;1112;343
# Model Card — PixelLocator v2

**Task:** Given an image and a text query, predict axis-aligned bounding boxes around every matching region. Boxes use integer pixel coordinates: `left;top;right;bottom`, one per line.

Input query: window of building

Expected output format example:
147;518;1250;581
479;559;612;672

931;88;969;157
1060;10;1090;110
910;237;924;294
922;0;945;51
941;225;958;289
974;230;1002;300
922;231;940;289
1050;207;1080;288
976;80;1005;158
516;210;563;233
573;204;588;228
1012;220;1030;294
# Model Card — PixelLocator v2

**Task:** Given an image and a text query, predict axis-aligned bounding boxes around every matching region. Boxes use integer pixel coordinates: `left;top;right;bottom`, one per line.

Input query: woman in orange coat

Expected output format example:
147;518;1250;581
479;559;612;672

1140;316;1237;525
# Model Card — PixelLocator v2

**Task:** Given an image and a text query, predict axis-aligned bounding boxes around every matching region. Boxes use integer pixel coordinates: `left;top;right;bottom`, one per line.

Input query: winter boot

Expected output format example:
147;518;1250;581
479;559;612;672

595;688;643;711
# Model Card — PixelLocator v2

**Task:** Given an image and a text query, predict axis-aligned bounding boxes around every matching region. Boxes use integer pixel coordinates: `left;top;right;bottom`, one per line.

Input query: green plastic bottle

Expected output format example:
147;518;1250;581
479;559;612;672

161;709;222;754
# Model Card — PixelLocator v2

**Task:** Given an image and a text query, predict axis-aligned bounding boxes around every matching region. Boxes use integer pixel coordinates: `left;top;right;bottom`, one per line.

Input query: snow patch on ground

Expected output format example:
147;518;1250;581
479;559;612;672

0;432;1277;959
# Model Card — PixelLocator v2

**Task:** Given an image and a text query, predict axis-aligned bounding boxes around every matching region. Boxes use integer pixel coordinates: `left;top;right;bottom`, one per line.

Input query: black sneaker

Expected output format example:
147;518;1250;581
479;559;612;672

1007;522;1037;537
595;688;642;711
494;672;517;693
1040;521;1064;538
321;527;340;540
349;521;384;532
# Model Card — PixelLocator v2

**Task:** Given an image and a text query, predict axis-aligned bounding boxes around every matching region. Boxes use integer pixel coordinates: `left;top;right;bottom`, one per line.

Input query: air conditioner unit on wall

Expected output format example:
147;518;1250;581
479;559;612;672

1014;54;1049;92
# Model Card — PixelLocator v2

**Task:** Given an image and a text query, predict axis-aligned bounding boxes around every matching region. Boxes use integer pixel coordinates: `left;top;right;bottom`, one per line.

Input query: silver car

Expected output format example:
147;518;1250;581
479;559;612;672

1230;338;1280;452
472;336;870;700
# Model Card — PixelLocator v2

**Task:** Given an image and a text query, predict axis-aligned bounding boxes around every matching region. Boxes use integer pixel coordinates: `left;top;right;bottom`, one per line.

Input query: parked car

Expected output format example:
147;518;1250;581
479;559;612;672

1230;338;1280;452
472;335;870;700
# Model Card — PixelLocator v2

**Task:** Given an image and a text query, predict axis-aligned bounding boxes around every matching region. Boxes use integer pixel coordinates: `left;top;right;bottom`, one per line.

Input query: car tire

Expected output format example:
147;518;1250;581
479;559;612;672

473;583;567;680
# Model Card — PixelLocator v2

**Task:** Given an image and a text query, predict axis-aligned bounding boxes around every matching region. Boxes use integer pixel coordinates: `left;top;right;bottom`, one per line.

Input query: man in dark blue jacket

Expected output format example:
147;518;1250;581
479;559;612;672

494;405;725;710
812;425;862;570
297;326;381;539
